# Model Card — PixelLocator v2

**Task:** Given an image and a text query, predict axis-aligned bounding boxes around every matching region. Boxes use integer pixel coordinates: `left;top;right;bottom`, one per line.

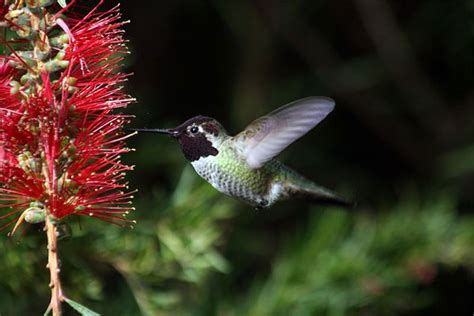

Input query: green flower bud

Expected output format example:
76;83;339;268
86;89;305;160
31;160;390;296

20;72;37;84
50;34;70;47
55;50;66;61
44;59;69;72
10;80;20;95
24;207;46;224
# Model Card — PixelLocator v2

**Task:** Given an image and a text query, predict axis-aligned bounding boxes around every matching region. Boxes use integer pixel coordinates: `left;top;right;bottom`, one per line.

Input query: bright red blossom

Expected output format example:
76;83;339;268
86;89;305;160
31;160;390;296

0;3;135;231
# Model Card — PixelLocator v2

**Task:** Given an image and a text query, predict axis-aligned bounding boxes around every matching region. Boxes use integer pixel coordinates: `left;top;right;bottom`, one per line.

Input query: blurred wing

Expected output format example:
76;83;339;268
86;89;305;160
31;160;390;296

237;97;335;169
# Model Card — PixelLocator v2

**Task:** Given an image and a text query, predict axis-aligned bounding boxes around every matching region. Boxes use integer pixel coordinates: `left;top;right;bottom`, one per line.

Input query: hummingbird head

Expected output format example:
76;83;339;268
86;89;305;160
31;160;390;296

132;115;227;162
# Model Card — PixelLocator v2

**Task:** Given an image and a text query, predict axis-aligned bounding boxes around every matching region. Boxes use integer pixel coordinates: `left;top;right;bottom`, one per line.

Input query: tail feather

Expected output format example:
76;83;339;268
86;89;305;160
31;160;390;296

285;171;353;208
294;184;354;208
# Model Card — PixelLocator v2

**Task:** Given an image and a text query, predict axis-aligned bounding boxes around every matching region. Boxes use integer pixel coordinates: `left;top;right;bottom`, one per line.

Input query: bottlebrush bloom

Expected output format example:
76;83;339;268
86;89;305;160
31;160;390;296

0;1;136;233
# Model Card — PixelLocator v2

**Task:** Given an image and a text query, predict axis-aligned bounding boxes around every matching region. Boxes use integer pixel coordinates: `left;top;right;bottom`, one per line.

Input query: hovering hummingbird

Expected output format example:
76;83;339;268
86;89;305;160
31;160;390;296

133;97;350;208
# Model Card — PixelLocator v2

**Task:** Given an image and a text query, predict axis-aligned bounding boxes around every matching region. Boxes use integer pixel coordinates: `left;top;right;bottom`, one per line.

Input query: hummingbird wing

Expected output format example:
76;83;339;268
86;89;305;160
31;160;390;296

236;97;335;169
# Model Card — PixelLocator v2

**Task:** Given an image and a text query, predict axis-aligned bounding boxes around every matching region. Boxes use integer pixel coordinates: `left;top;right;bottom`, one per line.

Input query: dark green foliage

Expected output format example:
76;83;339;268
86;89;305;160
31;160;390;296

0;166;236;315
223;194;474;316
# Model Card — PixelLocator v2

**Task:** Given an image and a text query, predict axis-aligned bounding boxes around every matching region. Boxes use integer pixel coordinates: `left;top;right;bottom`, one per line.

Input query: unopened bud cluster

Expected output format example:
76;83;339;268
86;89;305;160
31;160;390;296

4;0;72;96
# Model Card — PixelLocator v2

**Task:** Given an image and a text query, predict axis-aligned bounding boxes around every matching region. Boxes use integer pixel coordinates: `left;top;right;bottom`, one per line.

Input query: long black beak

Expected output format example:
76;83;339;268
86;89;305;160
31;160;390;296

129;128;178;137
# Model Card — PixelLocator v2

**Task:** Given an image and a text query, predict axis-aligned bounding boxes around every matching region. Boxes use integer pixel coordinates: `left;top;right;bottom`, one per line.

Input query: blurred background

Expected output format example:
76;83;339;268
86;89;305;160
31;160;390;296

1;0;474;315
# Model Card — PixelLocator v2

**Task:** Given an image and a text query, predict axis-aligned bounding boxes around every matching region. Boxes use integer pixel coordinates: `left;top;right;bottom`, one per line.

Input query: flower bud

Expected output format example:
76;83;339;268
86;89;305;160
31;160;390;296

24;206;46;224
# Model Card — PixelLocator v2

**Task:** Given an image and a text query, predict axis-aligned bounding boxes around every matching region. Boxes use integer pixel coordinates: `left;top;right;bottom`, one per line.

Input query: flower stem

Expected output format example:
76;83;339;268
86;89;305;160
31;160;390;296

46;216;63;316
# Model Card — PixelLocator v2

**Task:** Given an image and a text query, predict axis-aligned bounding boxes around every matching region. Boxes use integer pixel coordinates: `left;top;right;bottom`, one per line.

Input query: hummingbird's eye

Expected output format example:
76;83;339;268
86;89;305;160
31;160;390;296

190;126;199;134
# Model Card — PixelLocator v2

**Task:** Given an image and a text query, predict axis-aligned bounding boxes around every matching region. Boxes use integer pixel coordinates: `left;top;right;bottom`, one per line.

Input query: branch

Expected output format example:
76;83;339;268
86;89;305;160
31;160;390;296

46;216;64;316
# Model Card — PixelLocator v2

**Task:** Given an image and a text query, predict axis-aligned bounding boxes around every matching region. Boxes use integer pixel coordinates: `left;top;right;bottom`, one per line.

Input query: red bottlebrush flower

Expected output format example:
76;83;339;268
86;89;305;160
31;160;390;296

0;3;136;233
0;0;7;21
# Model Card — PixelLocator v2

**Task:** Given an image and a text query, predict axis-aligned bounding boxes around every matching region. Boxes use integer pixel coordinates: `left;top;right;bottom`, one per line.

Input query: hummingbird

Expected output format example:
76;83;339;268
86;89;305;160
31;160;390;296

132;97;350;208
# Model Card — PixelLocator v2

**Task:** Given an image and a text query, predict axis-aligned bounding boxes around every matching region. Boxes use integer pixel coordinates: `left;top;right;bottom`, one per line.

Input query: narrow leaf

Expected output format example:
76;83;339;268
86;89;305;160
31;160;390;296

64;297;101;316
58;0;67;8
43;305;52;316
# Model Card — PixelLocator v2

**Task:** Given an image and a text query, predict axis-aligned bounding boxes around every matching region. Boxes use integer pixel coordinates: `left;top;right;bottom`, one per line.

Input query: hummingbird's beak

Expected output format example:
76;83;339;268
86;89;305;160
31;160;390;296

129;128;179;137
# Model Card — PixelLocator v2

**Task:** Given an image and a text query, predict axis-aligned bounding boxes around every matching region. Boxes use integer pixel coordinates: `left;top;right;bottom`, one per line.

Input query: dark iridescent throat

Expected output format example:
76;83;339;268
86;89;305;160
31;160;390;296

174;116;220;162
178;133;218;161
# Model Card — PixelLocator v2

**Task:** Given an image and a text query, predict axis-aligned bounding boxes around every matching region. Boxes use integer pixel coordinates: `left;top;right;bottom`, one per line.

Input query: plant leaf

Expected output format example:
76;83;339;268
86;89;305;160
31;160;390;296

58;0;67;8
64;297;100;316
43;305;51;316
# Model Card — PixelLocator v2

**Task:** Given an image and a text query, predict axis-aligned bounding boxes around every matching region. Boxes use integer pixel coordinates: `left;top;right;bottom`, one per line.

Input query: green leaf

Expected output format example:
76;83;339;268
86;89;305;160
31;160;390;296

43;305;51;316
58;0;67;8
64;297;100;316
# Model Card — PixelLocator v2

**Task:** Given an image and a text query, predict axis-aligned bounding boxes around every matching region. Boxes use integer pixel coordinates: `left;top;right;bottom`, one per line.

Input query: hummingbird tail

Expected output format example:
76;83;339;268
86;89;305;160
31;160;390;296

296;185;354;208
292;184;353;208
285;172;354;208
